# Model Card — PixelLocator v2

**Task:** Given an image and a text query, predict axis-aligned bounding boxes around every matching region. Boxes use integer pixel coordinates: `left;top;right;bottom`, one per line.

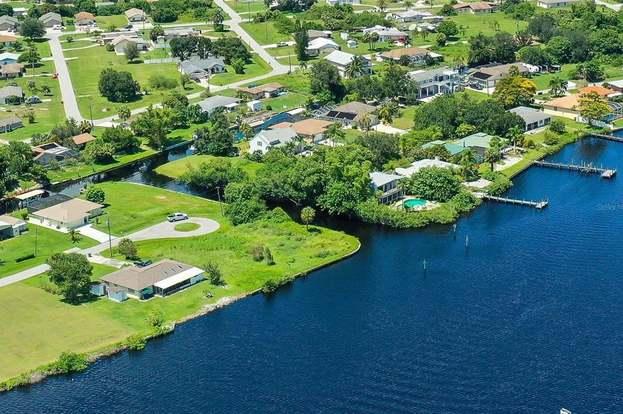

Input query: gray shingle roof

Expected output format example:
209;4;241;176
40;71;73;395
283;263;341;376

255;128;298;146
197;95;240;113
509;106;551;125
0;85;22;98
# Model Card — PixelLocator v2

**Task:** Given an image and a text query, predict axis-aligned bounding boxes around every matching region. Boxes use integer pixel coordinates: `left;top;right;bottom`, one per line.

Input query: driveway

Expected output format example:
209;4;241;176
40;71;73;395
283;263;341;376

82;217;220;255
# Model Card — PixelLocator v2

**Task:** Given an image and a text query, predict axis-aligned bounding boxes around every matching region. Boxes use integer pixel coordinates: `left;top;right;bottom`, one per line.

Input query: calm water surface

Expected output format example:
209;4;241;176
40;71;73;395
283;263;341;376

3;138;623;413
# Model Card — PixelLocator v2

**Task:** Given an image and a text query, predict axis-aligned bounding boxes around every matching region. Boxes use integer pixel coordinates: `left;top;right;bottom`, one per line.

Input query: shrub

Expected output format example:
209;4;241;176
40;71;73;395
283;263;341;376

204;262;225;286
85;186;105;204
117;238;138;259
251;245;265;261
148;74;178;90
52;352;88;374
126;334;147;351
146;309;164;329
262;279;279;294
543;131;559;145
15;253;35;262
486;175;513;196
523;138;536;149
549;119;566;134
264;247;275;265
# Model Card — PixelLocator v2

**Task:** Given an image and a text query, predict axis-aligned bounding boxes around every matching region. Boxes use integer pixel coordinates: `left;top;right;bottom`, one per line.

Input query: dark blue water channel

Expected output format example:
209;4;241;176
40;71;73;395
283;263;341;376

3;137;623;413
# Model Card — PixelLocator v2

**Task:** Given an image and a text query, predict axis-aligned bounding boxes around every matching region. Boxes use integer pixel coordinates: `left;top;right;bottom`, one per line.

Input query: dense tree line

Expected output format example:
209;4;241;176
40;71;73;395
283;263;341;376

0;142;48;199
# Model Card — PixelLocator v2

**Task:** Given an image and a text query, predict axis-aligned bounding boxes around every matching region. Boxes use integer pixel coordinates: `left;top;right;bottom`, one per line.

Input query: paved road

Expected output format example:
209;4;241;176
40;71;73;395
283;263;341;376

47;32;84;122
595;0;622;10
82;217;220;255
0;264;50;288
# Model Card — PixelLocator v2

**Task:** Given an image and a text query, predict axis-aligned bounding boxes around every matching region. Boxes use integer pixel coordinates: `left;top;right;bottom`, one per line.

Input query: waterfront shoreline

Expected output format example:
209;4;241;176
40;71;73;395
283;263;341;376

0;239;362;393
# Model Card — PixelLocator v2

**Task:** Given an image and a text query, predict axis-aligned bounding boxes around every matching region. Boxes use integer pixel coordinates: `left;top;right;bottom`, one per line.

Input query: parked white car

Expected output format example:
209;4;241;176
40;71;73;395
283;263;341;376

167;213;188;222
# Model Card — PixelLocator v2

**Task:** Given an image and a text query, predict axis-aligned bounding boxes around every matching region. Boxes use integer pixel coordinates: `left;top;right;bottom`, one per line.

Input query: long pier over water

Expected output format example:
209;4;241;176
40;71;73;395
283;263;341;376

533;160;616;178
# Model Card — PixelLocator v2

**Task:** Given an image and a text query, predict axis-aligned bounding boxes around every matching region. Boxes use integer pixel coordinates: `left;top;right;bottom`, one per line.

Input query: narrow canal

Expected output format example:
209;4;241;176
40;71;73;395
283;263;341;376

3;137;623;413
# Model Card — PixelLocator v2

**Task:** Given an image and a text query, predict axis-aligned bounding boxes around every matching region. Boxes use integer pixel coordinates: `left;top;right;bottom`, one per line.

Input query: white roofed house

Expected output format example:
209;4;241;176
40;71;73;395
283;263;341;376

111;35;150;55
362;26;409;43
179;56;226;81
0;215;27;240
408;67;460;99
386;10;436;23
100;259;205;301
380;47;441;66
250;127;300;155
509;106;551;132
307;29;332;41
29;198;104;231
324;50;371;78
0;85;24;104
197;95;240;115
395;158;458;178
305;37;340;57
0;52;19;65
537;0;578;8
370;172;404;204
326;0;360;5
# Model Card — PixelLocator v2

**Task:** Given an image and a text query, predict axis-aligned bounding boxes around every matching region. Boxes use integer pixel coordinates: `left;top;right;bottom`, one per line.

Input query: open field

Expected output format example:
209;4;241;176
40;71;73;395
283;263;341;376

64;45;202;118
0;182;359;383
0;224;97;279
448;12;527;38
95;14;129;29
240;21;291;45
226;0;268;13
155;154;262;179
209;54;272;86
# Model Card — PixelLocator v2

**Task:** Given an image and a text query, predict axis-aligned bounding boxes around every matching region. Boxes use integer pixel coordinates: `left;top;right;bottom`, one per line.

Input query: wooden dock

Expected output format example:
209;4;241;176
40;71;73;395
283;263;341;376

589;132;623;143
533;160;616;179
482;195;548;209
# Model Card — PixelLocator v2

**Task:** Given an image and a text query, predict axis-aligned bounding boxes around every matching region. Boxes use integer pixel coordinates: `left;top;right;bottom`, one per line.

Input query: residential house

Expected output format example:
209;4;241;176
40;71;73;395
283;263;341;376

100;30;140;44
542;94;581;119
125;8;147;22
0;85;23;104
305;37;340;57
326;0;360;5
452;2;497;13
237;83;285;100
537;0;578;7
71;132;97;149
324;50;371;78
111;35;150;55
455;132;502;162
162;27;201;41
326;101;378;127
380;47;441;65
250;127;299;154
29;198;103;231
32;142;78;165
603;80;623;93
422;140;466;157
509;106;552;132
0;52;19;65
408;67;460;99
0;215;27;240
0;63;25;79
179;56;226;80
39;12;62;28
13;189;47;209
100;259;204;301
370;172;404;204
272;118;333;143
578;85;617;98
362;25;409;43
197;95;240;115
395;158;458;177
0;115;22;132
386;10;436;23
0;15;19;31
13;7;27;18
307;29;332;41
74;11;96;26
469;62;531;89
237;82;286;100
0;35;18;47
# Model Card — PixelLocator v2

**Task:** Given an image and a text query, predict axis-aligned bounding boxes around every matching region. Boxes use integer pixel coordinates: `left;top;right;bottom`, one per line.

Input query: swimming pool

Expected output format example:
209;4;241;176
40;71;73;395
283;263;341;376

403;198;427;209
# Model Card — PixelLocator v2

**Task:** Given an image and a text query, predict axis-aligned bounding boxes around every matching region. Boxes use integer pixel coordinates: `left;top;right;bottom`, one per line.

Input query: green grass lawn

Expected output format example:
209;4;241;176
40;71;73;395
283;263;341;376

531;63;623;91
95;14;129;29
209;54;272;86
0;75;65;142
448;12;527;38
392;106;417;130
240;21;291;45
226;0;268;13
155;154;262;179
0;181;359;383
65;45;202;118
174;222;200;232
240;70;311;94
62;39;96;50
333;34;396;56
0;224;97;279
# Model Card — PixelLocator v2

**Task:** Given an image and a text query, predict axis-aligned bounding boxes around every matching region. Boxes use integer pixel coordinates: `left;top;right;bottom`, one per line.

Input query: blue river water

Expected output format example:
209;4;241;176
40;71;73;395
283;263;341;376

3;137;623;413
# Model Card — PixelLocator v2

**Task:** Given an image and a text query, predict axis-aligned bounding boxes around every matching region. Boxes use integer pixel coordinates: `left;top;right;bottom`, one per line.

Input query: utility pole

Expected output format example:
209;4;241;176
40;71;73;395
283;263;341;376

34;224;38;256
216;186;224;216
107;217;112;258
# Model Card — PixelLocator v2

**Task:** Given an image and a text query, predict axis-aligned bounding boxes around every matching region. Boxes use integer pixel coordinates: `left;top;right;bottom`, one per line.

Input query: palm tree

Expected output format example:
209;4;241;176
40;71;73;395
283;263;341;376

506;125;524;153
326;122;346;143
345;55;366;78
548;76;568;97
358;113;372;135
212;9;225;32
377;101;399;125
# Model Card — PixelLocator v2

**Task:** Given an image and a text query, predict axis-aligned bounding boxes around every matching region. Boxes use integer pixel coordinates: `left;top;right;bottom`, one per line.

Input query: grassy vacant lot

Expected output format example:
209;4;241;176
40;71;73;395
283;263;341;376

226;0;268;13
531;63;623;91
0;225;96;279
95;14;129;29
449;12;527;38
155;154;262;179
0;75;65;142
0;182;359;382
65;45;202;118
209;54;272;86
240;21;291;45
392;106;417;130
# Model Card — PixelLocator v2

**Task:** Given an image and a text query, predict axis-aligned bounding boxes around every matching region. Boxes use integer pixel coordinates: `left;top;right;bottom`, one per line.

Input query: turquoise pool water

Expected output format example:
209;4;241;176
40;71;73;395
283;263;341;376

403;198;426;209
